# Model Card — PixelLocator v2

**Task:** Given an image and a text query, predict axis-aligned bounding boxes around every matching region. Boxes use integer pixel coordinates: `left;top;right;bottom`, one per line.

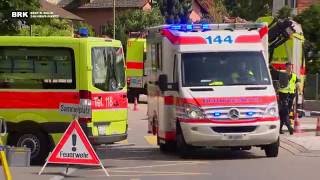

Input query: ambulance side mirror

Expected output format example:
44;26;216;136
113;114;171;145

158;74;168;91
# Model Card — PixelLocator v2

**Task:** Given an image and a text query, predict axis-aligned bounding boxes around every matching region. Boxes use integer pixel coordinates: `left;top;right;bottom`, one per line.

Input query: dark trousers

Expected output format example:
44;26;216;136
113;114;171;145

279;92;294;133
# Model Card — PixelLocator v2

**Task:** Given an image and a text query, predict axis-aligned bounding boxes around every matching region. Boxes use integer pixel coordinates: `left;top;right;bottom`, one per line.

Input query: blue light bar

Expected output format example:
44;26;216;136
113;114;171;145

202;24;210;30
170;25;182;30
246;112;255;116
213;112;221;117
186;24;193;30
79;27;88;37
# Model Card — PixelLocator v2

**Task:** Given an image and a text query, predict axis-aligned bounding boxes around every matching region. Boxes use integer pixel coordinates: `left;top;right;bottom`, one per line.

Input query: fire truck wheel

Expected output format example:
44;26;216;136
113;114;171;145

264;138;279;157
14;132;49;165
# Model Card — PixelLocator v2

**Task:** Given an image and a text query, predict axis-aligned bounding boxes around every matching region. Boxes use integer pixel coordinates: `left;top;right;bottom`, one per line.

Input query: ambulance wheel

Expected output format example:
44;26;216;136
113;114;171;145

264;138;279;158
159;141;176;153
176;125;193;158
15;132;49;165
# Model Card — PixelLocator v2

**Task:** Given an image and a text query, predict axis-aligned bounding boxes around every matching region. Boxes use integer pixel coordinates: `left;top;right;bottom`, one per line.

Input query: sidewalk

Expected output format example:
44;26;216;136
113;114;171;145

280;117;320;156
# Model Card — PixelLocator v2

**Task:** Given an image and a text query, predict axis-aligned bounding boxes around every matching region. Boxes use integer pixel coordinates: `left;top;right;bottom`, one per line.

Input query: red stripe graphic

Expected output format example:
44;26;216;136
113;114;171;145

161;29;207;45
235;35;261;43
300;67;306;75
0;91;79;109
0;91;128;109
259;26;268;38
158;130;176;141
179;117;279;124
164;96;174;105
91;92;128;109
176;96;277;107
126;62;143;69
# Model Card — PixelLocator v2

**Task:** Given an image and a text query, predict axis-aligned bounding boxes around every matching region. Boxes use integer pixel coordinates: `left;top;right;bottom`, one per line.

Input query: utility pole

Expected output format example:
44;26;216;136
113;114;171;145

113;0;115;39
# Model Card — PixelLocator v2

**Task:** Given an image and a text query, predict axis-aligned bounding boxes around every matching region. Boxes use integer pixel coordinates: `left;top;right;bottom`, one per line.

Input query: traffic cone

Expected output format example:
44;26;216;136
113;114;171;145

294;118;303;133
316;117;320;136
133;97;138;111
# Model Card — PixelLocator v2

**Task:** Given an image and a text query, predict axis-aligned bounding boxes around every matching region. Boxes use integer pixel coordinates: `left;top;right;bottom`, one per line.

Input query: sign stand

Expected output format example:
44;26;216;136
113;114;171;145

39;104;109;176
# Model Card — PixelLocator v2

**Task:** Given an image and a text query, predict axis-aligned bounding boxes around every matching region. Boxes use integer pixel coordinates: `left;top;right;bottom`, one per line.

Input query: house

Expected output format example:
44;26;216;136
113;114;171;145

40;0;83;21
190;0;212;22
53;0;152;36
272;0;320;16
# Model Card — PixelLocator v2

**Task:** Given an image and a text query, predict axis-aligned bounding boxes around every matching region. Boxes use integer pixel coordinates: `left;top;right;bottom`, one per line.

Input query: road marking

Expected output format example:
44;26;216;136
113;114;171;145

96;161;207;171
117;139;129;144
49;167;77;180
95;172;211;177
110;170;210;174
144;135;157;145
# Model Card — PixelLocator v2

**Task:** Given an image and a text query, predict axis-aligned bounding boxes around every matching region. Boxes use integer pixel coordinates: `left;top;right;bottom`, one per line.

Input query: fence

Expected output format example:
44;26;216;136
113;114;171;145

304;73;320;100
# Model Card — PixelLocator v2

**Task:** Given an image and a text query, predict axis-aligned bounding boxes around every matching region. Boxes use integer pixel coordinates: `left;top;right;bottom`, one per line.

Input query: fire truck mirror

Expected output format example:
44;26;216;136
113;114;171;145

158;74;168;92
0;118;7;136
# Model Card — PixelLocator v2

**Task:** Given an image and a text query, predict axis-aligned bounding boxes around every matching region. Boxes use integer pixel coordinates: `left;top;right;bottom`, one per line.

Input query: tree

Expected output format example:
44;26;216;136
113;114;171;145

224;0;272;21
104;7;164;49
0;0;40;35
295;4;320;74
158;0;192;24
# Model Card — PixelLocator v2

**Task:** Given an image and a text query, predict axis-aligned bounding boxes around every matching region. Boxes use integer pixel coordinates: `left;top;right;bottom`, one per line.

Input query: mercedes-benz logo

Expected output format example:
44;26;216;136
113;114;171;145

228;109;240;120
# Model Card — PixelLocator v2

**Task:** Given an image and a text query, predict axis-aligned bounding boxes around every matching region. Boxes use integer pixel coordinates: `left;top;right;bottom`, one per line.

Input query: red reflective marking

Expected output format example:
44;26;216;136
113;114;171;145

161;29;206;45
176;96;277;107
0;91;127;109
158;130;176;141
91;92;128;109
179;117;279;124
259;26;268;38
126;62;143;69
272;63;286;70
235;35;261;43
0;91;79;109
164;96;174;105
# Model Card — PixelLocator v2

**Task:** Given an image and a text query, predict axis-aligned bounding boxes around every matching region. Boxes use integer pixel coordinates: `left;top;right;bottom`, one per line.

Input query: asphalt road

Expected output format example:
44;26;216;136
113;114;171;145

3;101;320;180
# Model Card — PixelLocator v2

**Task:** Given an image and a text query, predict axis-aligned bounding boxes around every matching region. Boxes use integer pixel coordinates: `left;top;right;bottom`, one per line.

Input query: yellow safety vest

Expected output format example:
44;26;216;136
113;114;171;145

278;73;297;94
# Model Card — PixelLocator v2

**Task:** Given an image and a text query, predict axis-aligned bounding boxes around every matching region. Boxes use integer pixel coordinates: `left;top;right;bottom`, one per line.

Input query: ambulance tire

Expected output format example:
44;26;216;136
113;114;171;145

14;132;49;165
176;124;193;158
159;141;176;153
264;138;279;158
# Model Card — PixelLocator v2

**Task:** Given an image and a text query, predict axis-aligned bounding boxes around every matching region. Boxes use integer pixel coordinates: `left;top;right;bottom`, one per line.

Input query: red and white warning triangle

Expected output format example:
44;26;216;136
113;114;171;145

39;120;109;176
47;120;99;165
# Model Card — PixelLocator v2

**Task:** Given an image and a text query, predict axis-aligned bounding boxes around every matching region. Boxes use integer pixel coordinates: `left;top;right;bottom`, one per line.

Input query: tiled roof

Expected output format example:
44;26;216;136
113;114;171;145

195;0;212;13
40;0;83;20
78;0;149;9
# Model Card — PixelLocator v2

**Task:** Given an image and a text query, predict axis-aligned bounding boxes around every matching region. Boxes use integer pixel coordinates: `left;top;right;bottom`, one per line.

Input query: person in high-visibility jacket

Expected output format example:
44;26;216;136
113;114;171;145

278;62;301;134
231;61;255;84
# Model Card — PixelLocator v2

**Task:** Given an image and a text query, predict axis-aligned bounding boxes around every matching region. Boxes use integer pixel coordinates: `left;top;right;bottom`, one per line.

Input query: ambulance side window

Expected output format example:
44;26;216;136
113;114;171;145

173;55;178;83
0;47;75;89
156;43;162;70
151;43;162;70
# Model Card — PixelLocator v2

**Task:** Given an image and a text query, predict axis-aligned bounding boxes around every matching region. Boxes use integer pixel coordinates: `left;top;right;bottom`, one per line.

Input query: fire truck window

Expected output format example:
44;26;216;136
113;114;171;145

0;47;75;89
92;47;125;91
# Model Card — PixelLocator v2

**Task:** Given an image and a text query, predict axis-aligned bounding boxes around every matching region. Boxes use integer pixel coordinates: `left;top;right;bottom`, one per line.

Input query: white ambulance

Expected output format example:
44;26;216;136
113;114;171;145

146;23;280;157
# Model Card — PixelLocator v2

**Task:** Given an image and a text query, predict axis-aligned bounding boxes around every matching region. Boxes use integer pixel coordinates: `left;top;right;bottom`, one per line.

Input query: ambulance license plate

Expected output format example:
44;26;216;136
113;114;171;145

225;134;244;140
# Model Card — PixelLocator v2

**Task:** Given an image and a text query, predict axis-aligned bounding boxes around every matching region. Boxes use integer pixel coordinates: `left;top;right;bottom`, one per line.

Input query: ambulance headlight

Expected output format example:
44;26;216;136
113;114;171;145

264;102;278;117
183;104;205;119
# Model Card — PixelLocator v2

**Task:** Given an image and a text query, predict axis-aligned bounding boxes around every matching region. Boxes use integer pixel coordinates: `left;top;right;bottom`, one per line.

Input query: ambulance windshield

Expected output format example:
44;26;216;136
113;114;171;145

182;51;271;87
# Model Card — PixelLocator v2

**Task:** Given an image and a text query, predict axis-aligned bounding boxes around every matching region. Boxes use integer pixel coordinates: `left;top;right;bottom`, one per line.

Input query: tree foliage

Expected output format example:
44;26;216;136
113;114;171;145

295;4;320;74
157;0;192;24
224;0;272;21
104;7;164;48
